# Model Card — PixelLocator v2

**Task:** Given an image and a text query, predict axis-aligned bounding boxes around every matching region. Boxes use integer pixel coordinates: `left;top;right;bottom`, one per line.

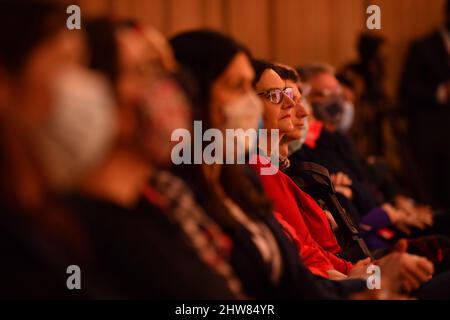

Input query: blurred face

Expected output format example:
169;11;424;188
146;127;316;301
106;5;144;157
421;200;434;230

307;71;342;106
117;28;191;166
284;79;309;141
117;29;159;112
255;69;294;134
209;52;255;129
1;29;86;129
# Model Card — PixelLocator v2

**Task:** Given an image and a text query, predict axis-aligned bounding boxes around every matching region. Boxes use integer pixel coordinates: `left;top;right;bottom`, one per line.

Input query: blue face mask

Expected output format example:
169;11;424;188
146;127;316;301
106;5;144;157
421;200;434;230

312;96;354;132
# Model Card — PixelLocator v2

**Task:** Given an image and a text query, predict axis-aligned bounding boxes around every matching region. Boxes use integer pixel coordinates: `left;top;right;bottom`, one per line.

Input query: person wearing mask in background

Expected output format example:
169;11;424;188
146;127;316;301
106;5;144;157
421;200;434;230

275;64;447;274
400;0;450;213
249;60;443;298
169;29;411;299
60;18;245;299
0;0;100;298
337;72;444;237
293;64;429;249
293;64;450;275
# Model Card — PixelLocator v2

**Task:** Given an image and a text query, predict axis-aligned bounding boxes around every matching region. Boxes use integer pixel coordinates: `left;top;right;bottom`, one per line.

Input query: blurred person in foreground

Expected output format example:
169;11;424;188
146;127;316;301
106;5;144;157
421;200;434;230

0;0;242;298
61;19;245;299
0;0;99;298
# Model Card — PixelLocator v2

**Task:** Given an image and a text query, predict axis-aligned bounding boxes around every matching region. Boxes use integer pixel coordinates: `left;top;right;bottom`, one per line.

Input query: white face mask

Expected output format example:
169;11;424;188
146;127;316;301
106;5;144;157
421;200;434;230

30;66;117;190
338;101;355;133
222;92;263;159
288;117;309;156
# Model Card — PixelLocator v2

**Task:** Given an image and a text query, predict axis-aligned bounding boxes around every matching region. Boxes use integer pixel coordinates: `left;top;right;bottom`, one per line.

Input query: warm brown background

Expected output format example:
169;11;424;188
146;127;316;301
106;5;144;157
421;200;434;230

78;0;445;99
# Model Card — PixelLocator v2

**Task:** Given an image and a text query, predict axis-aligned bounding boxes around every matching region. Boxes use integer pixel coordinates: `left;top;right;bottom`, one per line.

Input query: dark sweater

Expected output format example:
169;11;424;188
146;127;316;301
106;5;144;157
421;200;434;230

63;194;237;299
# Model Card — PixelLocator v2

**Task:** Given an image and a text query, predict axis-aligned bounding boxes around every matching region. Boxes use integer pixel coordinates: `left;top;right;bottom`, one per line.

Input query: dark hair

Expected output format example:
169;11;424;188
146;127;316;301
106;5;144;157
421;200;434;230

296;64;334;82
272;65;299;82
170;30;272;229
336;72;355;90
84;18;119;85
251;59;276;87
170;30;251;120
357;33;384;61
0;0;66;74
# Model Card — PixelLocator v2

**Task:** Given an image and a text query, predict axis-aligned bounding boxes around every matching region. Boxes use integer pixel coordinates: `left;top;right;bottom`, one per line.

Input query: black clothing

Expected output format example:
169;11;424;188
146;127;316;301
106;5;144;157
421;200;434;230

63;194;237;299
284;162;372;263
400;30;450;209
291;129;382;217
0;207;77;299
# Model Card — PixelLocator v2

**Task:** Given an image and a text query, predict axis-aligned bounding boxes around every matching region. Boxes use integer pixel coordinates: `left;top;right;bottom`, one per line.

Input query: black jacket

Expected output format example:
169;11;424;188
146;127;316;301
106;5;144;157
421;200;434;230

400;30;450;112
63;194;237;299
291;129;382;216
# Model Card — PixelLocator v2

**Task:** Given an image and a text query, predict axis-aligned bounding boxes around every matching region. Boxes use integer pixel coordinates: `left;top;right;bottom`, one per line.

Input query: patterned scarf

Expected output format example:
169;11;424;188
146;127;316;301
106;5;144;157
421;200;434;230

146;170;246;299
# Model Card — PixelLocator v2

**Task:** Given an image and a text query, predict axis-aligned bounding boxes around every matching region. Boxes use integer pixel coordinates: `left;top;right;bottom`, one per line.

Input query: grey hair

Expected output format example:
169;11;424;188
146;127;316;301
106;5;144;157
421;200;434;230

296;63;335;82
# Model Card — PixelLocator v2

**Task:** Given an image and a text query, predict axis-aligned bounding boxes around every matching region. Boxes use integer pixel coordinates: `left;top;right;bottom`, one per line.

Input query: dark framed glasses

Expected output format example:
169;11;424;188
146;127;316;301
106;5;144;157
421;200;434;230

257;87;294;104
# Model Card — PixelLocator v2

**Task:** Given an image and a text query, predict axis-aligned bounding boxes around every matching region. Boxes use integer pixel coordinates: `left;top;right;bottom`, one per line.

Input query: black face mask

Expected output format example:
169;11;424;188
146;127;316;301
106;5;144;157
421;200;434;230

312;97;345;125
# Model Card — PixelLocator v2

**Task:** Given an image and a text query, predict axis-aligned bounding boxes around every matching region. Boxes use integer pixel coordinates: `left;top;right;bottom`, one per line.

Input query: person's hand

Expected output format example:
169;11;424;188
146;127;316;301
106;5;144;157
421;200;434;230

395;196;415;215
382;203;402;224
347;257;372;279
375;248;434;293
383;203;424;234
327;269;348;280
323;209;339;231
331;172;352;187
350;290;413;300
396;209;427;233
416;205;434;227
331;172;353;199
334;185;353;199
395;196;430;230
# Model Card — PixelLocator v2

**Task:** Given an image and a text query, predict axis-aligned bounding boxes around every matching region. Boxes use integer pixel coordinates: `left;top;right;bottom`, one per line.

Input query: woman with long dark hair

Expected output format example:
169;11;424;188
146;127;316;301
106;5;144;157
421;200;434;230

169;29;376;299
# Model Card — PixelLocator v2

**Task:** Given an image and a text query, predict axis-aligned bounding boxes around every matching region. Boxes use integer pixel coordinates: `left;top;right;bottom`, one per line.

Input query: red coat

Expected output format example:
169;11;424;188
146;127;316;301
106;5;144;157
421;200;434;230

250;155;353;276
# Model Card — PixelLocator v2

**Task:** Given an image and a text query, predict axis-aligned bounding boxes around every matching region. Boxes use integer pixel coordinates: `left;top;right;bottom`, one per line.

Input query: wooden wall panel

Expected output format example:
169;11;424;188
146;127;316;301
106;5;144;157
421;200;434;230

274;0;364;69
78;0;111;17
78;0;445;98
167;0;205;36
328;0;365;68
367;0;444;96
204;0;226;30
227;0;272;58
